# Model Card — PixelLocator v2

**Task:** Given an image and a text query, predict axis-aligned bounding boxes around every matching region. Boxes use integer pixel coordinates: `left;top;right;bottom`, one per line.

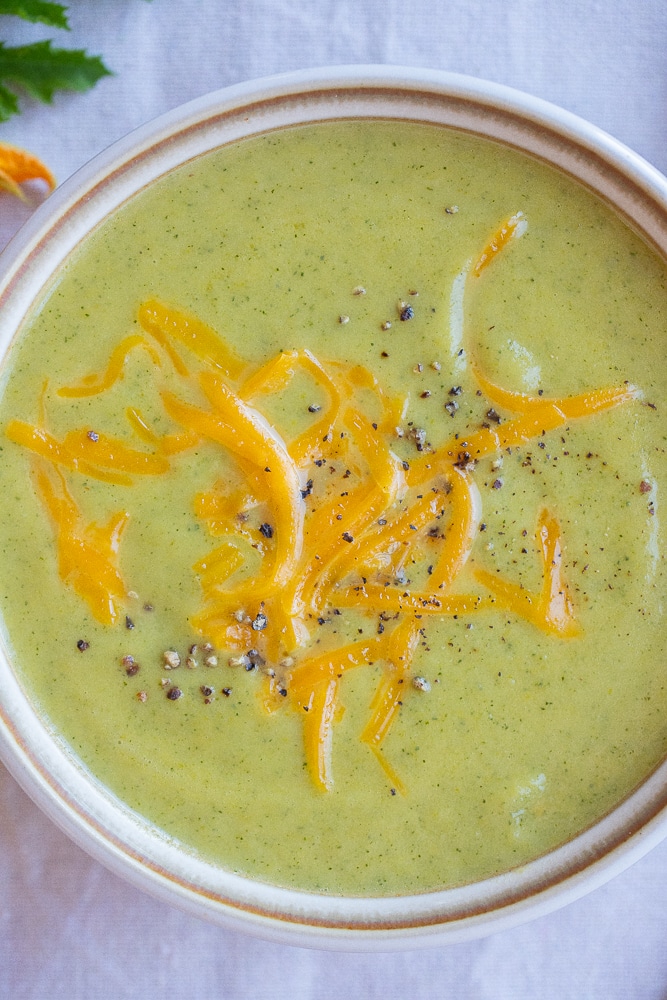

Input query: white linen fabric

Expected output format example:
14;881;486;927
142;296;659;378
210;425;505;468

0;2;666;997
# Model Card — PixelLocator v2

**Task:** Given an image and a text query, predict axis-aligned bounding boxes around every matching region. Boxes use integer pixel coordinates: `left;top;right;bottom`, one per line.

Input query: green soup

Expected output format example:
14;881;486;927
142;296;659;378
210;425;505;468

0;120;665;896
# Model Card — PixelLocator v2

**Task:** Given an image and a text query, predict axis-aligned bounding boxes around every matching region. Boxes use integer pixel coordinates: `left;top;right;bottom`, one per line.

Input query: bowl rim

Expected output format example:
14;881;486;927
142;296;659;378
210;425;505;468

0;63;666;951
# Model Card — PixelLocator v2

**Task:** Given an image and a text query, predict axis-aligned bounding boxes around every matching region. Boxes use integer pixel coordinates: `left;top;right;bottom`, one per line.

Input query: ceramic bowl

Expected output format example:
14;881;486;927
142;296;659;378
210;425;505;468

0;65;666;950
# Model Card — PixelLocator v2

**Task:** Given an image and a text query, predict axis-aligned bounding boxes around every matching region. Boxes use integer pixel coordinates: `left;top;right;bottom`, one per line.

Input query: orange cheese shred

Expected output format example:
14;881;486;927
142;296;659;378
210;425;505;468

471;363;642;419
57;336;161;397
473;509;579;636
239;350;301;398
281;480;386;624
417;466;480;593
438;403;569;467
61;428;170;476
358;616;422;792
287;640;380;791
333;586;488;616
125;407;199;456
287;637;381;704
240;349;343;468
331;485;449;582
5;420;169;485
32;459;128;626
139;299;246;380
194;479;261;536
329;360;408;434
192;542;245;592
342;406;405;495
162;376;304;591
473;211;527;276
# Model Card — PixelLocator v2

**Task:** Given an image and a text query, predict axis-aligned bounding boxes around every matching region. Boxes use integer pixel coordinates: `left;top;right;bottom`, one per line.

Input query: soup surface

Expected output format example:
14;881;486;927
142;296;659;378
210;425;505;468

0;120;665;896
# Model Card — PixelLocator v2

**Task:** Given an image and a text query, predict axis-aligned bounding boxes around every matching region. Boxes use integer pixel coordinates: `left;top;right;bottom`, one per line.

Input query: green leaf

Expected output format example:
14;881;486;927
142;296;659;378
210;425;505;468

0;79;18;121
0;40;111;107
0;0;69;29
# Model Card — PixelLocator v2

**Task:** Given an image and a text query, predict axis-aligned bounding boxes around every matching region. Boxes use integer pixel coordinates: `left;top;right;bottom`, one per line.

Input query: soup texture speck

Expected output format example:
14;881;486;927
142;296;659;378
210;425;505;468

0;120;665;896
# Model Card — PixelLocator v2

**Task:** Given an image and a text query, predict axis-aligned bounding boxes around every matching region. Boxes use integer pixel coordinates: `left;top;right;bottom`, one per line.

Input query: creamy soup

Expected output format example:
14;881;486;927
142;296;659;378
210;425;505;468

0;120;665;896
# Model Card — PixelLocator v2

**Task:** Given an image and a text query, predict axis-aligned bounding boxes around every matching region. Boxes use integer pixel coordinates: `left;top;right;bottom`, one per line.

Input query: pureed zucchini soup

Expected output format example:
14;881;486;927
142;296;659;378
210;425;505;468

0;119;664;897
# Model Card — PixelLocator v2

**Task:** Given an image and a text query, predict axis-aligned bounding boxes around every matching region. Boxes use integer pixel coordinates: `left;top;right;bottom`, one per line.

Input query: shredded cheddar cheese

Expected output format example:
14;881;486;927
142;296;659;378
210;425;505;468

6;213;641;793
31;459;128;626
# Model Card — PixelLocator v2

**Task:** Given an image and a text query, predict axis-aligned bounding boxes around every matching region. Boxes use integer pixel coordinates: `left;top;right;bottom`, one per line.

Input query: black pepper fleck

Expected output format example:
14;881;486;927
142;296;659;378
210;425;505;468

246;648;265;669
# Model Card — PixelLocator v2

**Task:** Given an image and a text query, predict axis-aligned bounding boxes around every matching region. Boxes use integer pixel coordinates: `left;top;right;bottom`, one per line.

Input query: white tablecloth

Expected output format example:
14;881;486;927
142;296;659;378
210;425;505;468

1;2;666;996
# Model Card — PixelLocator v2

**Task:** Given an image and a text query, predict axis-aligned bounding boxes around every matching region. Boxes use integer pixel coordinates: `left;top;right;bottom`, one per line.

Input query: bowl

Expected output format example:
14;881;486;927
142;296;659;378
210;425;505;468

0;65;665;950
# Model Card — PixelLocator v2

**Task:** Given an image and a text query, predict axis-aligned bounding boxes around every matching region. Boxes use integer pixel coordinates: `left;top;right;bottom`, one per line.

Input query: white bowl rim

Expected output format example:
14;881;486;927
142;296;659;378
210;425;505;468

0;63;666;951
